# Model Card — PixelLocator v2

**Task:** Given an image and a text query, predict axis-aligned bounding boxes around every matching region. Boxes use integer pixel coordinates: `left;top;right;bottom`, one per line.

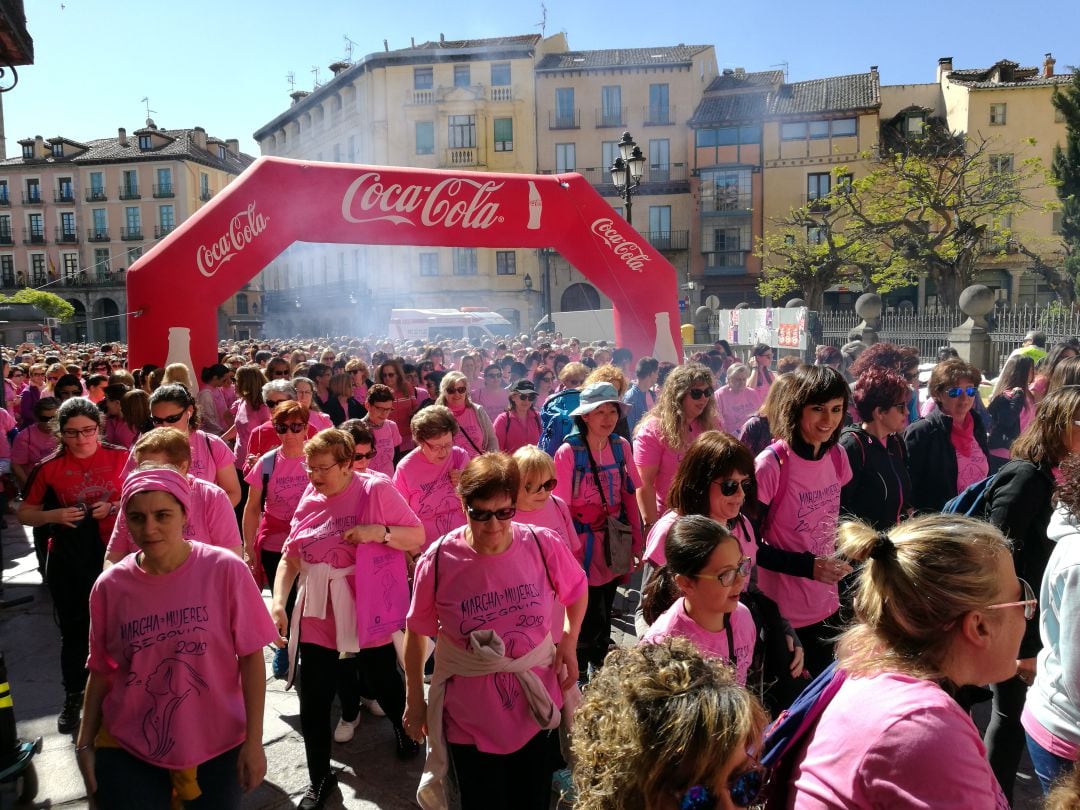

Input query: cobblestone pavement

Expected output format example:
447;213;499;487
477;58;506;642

0;519;1041;809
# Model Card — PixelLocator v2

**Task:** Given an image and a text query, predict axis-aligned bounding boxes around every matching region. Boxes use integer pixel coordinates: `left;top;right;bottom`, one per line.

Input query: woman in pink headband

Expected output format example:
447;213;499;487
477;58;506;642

76;466;281;808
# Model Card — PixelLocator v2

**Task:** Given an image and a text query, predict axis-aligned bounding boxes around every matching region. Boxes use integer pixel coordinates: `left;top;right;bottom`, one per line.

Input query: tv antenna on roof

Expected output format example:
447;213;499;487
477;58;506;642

311;65;322;88
344;34;359;63
139;96;157;121
286;71;296;92
535;2;547;36
770;61;790;82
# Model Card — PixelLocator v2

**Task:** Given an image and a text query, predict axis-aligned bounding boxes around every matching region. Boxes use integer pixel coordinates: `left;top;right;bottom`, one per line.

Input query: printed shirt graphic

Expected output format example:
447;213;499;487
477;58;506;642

122;429;235;484
393;446;470;549
87;543;278;769
513;495;580;643
283;472;420;650
108;476;240;557
407;524;586;754
754;443;852;628
366;418;401;477
642;598;756;686
25;444;128;542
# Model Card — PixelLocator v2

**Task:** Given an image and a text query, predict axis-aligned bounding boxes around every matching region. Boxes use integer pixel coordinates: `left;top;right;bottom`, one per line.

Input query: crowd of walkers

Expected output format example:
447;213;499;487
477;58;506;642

2;328;1080;808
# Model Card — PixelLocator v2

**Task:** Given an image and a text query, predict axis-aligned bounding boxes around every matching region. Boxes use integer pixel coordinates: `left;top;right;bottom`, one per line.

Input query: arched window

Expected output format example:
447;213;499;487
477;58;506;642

560;283;601;312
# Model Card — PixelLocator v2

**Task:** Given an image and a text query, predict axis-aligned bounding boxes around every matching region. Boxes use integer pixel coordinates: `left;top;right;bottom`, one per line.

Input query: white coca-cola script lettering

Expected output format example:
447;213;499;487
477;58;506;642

341;173;504;229
195;203;270;278
590;218;651;273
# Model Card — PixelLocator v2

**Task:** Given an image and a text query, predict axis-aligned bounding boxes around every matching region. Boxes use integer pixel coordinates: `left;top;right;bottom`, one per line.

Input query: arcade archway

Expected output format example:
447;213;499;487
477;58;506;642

126;158;682;371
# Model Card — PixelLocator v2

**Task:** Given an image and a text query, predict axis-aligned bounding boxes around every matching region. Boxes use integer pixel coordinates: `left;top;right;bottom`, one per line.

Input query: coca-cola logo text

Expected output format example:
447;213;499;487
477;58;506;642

590;218;651;273
341;173;504;229
196;203;270;278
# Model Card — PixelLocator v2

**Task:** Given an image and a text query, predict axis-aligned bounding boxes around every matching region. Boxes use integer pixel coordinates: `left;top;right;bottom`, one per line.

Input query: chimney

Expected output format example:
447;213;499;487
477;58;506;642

329;60;349;76
411;37;415;48
192;126;207;151
1044;52;1056;78
225;138;239;155
290;90;310;105
34;134;45;157
439;33;445;45
383;39;388;52
117;127;128;147
734;67;745;78
870;65;878;74
937;56;953;83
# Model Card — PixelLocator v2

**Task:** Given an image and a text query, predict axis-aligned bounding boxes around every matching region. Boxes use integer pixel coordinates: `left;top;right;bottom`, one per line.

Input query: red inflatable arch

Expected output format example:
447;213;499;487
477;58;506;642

126;157;683;373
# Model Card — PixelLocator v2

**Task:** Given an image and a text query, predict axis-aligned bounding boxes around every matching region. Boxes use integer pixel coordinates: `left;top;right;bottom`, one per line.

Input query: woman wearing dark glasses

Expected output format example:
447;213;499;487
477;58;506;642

572;637;768;810
272;428;424;807
493;379;542;454
145;384;242;506
633;363;722;530
403;453;587;810
435;371;497;459
904;358;990;513
783;515;1025;808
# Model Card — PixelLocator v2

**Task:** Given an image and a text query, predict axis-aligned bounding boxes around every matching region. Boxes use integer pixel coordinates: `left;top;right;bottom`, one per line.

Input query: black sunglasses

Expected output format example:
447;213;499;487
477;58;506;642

515;392;537;401
686;388;711;400
466;505;516;522
274;422;307;434
151;411;186;426
266;398;288;407
353;449;378;460
713;478;753;496
270;369;290;378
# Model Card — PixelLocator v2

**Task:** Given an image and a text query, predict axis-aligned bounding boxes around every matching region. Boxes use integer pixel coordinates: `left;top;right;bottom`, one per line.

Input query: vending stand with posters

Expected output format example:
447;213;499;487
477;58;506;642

125;157;683;373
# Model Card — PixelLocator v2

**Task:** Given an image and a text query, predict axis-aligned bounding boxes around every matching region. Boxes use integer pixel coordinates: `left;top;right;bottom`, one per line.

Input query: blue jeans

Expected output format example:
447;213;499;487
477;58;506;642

95;744;242;809
1025;731;1074;795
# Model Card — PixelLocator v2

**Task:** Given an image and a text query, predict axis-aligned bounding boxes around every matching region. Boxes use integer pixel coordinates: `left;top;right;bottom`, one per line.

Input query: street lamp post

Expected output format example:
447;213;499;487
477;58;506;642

609;131;647;226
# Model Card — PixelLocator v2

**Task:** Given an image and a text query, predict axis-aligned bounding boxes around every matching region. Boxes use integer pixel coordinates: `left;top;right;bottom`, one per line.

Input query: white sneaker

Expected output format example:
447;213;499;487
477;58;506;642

333;716;360;743
361;697;385;717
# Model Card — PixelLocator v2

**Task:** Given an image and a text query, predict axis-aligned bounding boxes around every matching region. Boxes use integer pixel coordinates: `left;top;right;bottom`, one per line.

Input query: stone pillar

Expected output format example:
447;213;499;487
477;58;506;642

948;284;994;373
693;306;712;345
853;293;882;346
1008;268;1024;305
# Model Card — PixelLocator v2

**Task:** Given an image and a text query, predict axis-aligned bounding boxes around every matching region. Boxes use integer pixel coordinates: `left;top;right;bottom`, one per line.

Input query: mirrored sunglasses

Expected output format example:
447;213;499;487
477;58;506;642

946;386;977;398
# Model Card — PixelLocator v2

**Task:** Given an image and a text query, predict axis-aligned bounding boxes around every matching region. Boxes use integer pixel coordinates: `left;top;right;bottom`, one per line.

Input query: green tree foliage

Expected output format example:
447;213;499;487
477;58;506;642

0;288;76;321
1052;68;1080;297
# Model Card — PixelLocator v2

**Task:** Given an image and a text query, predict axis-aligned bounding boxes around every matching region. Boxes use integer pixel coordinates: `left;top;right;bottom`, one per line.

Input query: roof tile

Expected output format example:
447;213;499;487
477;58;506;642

536;45;710;71
768;72;880;115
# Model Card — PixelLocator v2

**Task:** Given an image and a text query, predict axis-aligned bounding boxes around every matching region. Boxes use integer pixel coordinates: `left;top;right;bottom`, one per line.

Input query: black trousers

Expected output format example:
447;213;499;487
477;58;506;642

985;674;1029;803
46;525;104;694
764;612;840;713
297;641;406;785
448;729;558;810
260;549;297;618
577;580;619;675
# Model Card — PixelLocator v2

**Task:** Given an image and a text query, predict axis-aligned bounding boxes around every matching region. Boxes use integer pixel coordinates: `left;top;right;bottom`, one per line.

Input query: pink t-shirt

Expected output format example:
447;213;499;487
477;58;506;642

714;386;761;435
642;598;755;685
472;386;507;422
1021;704;1080;761
514;495;581;643
951;413;989;492
493;410;541;454
553;437;643;586
788;671;1009;809
123;430;235;485
108;476;240;557
11;425;59;466
450;405;486;458
754;442;852;628
406;523;587;754
644;511;757;573
244;451;310;553
103;416;139;449
308;411;334;431
0;407;15;458
365;418;401;477
86;543;278;769
633;417;703;515
231;400;270;470
283;472;421;650
393;446;470;549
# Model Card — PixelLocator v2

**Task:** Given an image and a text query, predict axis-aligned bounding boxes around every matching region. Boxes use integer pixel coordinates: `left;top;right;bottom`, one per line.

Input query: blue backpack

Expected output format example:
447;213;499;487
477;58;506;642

538;388;579;456
942;472;998;517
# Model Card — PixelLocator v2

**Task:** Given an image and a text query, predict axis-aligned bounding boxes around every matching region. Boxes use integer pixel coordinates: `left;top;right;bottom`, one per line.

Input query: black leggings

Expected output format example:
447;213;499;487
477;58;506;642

297;641;406;785
985;674;1028;803
47;528;104;694
448;729;558;810
765;613;840;713
261;549;297;619
577;580;619;675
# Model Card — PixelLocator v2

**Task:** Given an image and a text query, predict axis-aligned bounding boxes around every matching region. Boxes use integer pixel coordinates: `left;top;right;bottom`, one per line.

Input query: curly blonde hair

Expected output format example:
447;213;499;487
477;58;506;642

635;362;719;449
572;637;766;810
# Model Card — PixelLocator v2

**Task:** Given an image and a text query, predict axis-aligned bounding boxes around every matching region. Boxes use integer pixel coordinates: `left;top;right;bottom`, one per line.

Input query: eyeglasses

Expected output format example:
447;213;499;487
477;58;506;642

515;392;537;401
986;577;1038;620
422;438;454;453
466;505;517;522
686;388;711;400
151;411;186;426
691;556;753;587
524;477;557;494
369;404;393;414
274;422;307;434
354;449;378;461
446;386;468;395
10;372;24;378
713;478;753;497
485;373;502;379
946;386;977;398
56;388;82;398
889;402;909;413
539;376;553;383
269;369;290;378
61;426;98;439
30;372;45;378
302;461;340;475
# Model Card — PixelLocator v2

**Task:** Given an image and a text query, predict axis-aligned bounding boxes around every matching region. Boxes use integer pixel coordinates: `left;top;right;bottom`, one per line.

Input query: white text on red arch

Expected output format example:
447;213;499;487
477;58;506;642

341;173;504;229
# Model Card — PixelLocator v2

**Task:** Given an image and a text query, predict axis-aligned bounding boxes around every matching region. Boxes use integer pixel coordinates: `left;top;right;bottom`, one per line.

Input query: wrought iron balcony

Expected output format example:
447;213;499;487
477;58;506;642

85;189;108;202
644;104;676;126
549;109;580;130
22;228;45;244
54;188;75;203
645;230;689;251
703;250;749;275
153;183;174;198
54;226;78;243
21;190;43;205
0;232;13;246
120;227;143;241
595;107;626;128
199;190;213;202
154;224;175;238
118;184;140;200
87;228;110;242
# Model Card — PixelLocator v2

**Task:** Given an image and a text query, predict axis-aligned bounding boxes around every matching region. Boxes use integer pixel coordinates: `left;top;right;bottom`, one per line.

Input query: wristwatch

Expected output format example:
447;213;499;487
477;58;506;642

382;526;391;545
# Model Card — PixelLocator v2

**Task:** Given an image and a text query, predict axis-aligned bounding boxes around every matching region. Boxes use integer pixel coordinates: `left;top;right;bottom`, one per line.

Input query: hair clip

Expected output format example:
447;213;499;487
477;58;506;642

680;785;717;810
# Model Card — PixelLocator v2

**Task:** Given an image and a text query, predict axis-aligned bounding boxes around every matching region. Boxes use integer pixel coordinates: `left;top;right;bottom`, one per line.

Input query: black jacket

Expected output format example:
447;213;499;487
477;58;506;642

903;408;990;513
839;426;911;530
323;396;367;427
986;458;1056;659
986;391;1029;452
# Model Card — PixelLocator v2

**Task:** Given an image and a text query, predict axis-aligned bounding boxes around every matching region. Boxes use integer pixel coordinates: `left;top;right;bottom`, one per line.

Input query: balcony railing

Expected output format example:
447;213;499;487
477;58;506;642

444;148;479;167
55;226;78;243
118;185;140;200
555;162;690;186
489;86;514;102
22;228;45;245
0;193;9;206
595;107;626;128
703;250;749;274
0;232;12;246
645;230;690;251
21;191;43;205
85;189;108;202
410;89;434;105
154;224;175;238
199;190;213;202
54;188;75;203
549;109;580;130
153;183;174;198
87;228;110;242
120;227;143;241
644;104;676;126
0;275;14;288
62;270;124;287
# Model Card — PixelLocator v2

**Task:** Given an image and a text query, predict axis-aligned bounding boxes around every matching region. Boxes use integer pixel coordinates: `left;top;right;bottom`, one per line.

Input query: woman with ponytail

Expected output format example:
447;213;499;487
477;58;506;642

785;514;1027;808
640;515;756;685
